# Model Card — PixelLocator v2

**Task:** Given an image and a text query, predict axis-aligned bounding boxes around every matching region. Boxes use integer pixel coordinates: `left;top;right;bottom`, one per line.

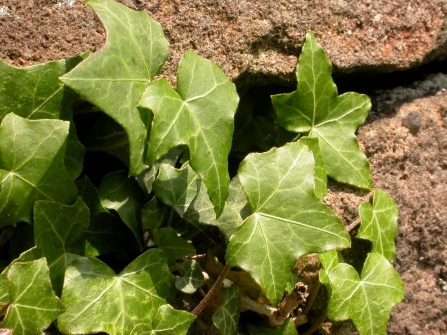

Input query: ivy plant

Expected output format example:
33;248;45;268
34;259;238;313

0;0;404;334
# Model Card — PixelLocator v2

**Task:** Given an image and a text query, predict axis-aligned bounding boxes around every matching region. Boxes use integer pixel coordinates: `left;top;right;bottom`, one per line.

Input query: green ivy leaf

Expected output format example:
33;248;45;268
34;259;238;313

232;99;295;152
358;189;399;261
0;114;78;227
33;198;89;295
272;31;372;189
75;176;137;257
153;163;199;216
129;304;195;335
318;250;344;294
184;177;251;243
212;286;241;335
153;227;195;264
57;249;175;335
226;141;350;304
0;53;89;180
99;171;147;250
298;137;327;199
247;318;298;335
60;0;169;175
327;253;404;335
0;258;65;335
141;197;170;231
174;260;204;294
139;51;239;217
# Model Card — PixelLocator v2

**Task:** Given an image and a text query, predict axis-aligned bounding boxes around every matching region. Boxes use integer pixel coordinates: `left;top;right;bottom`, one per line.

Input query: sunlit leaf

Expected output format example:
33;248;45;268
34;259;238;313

272;31;372;189
99;171;147;249
139;51;239;217
129;304;195;335
60;0;169;175
318;250;344;295
153;163;199;216
0;53;89;179
213;286;241;335
358;189;399;261
327;253;404;335
57;249;175;335
0;258;64;335
226;141;350;304
298;137;327;199
153;227;195;264
0;114;78;227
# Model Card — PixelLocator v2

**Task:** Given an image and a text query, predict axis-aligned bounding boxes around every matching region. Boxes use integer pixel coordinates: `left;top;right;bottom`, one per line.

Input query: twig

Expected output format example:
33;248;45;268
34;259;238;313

192;264;231;316
301;310;327;335
241;295;276;317
270;282;308;327
345;217;360;233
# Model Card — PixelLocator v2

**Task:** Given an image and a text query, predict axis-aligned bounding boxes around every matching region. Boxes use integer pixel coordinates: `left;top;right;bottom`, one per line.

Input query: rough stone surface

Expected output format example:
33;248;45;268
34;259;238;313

1;0;447;89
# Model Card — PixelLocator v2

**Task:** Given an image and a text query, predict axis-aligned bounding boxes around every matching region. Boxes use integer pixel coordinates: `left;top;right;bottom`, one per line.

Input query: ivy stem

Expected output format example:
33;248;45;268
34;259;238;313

345;217;360;233
192;263;231;316
166;207;175;227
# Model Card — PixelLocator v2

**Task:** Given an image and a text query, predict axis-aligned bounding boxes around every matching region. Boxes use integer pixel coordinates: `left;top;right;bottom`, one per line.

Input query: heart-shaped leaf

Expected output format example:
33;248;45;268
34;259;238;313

358;189;399;261
226;141;350;304
213;286;241;335
0;258;65;335
129;304;195;335
327;253;404;335
0;114;78;227
99;171;147;249
60;0;169;175
298;137;327;199
0;53;89;179
272;31;372;189
139;51;239;217
57;249;175;335
174;260;204;294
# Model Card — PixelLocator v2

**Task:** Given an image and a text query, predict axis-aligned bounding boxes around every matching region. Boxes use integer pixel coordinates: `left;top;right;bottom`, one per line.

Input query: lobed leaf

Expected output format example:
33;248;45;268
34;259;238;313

174;260;204;294
212;286;241;335
139;51;239;217
272;31;372;189
0;114;78;227
141;197;170;231
153;227;195;265
0;53;89;179
0;258;65;335
358;189;399;261
327;252;404;335
298;137;327;199
226;141;350;304
60;0;169;175
129;304;195;335
58;249;175;335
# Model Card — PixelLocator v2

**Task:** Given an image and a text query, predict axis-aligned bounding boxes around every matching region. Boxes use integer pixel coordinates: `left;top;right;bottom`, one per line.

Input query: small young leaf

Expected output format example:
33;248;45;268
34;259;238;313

174;260;204;294
358;189;399;261
58;249;175;335
33;197;90;295
247;318;298;335
153;227;195;264
139;51;239;217
75;176;137;257
99;171;147;249
226;141;350;304
129;304;195;335
153;163;199;216
184;177;251;243
272;31;372;189
0;114;78;227
60;0;169;175
1;258;65;335
318;249;344;292
0;53;89;179
327;253;404;335
212;286;241;335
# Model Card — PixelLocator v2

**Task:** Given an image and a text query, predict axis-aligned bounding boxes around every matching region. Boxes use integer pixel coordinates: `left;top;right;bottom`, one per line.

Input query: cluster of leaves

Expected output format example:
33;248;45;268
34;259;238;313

0;0;404;334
